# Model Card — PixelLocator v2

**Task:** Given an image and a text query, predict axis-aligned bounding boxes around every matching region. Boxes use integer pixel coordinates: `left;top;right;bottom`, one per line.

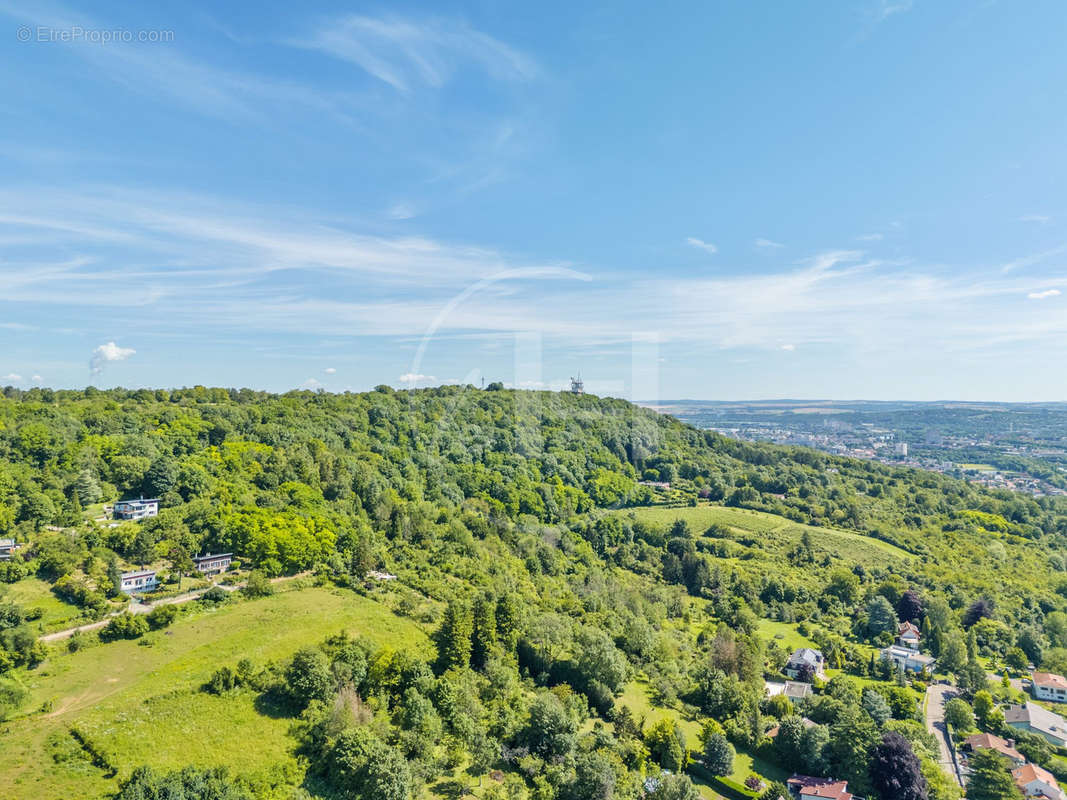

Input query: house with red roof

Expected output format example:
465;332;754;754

897;621;921;649
786;775;853;800
1033;671;1067;704
1012;762;1066;800
961;732;1026;767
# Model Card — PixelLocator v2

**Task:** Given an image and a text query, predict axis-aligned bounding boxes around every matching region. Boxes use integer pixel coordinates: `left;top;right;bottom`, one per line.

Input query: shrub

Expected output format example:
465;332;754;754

100;612;149;642
200;586;229;604
146;604;179;630
243;570;273;598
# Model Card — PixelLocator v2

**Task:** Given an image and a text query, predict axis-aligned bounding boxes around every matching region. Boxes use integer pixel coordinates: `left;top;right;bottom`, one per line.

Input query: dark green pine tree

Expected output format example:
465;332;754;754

471;594;497;670
438;599;473;670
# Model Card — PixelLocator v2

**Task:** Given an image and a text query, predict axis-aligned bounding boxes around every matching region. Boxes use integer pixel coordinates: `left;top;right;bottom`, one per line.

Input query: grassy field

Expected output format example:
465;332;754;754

4;576;88;631
756;619;819;653
614;503;913;565
1;585;430;800
616;680;786;800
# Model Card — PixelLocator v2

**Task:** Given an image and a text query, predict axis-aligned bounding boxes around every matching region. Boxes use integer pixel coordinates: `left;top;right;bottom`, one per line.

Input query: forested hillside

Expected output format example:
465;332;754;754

2;385;1067;800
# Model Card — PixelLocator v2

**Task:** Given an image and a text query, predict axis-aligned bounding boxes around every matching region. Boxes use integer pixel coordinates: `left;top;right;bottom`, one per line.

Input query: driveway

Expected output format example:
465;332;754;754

925;683;964;787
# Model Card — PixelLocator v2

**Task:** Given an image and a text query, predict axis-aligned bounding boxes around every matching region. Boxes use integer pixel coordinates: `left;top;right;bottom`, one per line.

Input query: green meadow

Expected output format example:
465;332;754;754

615;503;913;565
2;585;430;800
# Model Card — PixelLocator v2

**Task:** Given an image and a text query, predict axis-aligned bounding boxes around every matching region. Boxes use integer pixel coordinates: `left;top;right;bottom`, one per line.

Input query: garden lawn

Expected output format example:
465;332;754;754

1;585;430;800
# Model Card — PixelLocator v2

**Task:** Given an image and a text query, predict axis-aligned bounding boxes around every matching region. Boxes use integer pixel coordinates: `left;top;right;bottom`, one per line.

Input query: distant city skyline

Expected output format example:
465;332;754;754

2;0;1066;400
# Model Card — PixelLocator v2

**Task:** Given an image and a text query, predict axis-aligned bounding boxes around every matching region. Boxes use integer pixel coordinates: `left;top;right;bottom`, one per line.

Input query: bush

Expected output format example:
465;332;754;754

200;586;229;604
243;570;273;598
146;604;179;630
100;612;149;642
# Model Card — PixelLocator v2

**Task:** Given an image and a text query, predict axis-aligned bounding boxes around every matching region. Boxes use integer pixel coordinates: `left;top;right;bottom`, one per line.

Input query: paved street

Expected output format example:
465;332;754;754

925;683;964;788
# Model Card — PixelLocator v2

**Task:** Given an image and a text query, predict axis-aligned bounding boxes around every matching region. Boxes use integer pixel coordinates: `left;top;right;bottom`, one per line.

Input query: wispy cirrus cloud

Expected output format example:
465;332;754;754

1019;214;1051;224
755;238;784;249
876;0;914;22
293;15;538;93
685;237;718;255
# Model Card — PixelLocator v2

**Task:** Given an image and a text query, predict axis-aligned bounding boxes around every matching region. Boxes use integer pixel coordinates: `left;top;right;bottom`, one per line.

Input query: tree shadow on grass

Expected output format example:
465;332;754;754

429;778;474;799
253;688;293;720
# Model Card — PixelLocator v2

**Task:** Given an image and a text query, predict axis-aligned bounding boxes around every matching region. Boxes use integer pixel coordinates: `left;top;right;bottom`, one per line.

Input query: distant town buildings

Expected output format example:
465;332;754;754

119;568;158;594
113;498;160;521
894;442;908;457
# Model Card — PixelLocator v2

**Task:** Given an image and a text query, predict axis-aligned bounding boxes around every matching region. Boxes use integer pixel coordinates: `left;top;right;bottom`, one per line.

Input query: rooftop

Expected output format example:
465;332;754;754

1034;671;1067;690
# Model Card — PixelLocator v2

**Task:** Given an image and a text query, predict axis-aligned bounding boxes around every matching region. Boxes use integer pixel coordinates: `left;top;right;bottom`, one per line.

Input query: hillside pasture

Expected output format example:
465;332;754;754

1;585;430;800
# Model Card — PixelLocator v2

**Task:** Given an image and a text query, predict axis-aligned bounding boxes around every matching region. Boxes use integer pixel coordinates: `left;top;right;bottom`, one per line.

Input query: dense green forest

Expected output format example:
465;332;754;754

2;385;1067;800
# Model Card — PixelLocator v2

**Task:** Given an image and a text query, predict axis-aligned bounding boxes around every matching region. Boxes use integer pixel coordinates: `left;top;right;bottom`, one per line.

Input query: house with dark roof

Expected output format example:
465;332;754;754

1005;703;1067;748
784;648;825;680
193;552;232;576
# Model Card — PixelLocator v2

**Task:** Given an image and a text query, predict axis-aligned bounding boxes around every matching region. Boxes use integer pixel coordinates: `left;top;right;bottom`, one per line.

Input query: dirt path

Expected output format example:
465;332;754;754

38;572;309;643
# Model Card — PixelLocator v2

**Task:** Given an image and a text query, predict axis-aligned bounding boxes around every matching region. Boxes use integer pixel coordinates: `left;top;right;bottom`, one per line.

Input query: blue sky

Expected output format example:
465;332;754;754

1;0;1066;400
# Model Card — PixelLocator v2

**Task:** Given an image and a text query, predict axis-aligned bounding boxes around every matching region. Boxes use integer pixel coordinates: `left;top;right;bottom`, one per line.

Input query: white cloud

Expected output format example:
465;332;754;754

780;344;796;351
856;233;884;242
755;238;783;249
387;202;417;220
399;372;435;384
324;367;337;374
686;237;718;255
90;341;135;375
877;1;914;22
301;377;323;388
31;374;42;382
1019;214;1051;224
294;15;538;94
1028;289;1062;300
1002;244;1067;273
2;373;22;382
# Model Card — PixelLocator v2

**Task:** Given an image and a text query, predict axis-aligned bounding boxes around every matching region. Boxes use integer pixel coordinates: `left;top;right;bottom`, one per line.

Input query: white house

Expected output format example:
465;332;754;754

1005;703;1067;748
1013;763;1066;800
119;569;158;593
193;552;232;576
765;680;814;701
897;621;921;649
0;537;16;560
113;498;159;521
881;645;935;673
1033;671;1067;703
785;648;825;680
